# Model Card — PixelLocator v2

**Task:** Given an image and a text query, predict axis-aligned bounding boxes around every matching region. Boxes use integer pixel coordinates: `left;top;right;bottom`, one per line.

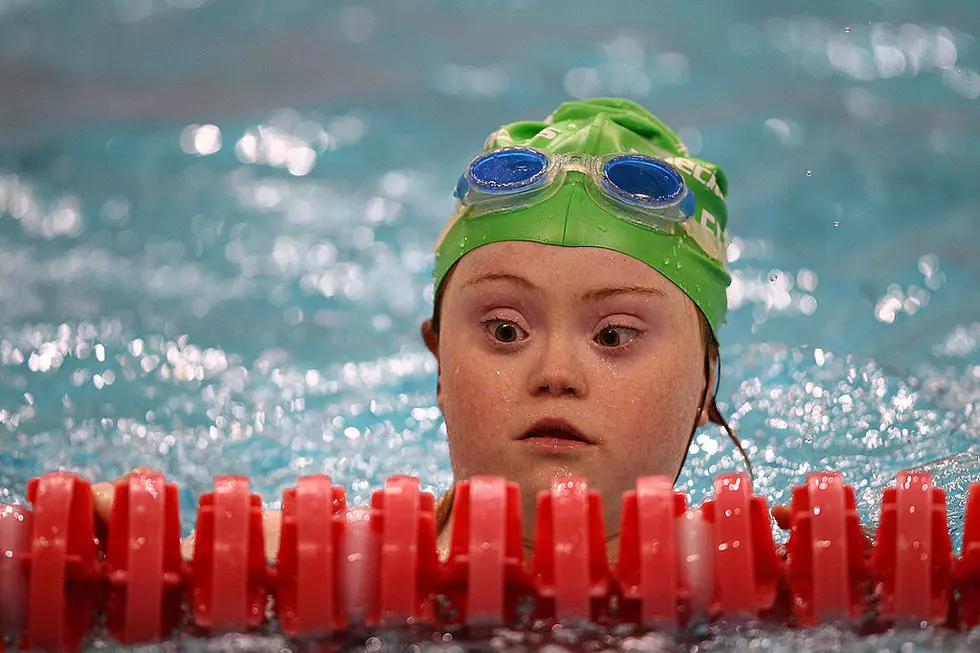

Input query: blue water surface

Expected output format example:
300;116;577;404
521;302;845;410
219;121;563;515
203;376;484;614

1;0;979;650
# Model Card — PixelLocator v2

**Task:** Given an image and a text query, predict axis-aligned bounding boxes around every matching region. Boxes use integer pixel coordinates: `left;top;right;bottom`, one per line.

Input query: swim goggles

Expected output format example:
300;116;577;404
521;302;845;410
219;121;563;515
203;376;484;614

452;146;697;232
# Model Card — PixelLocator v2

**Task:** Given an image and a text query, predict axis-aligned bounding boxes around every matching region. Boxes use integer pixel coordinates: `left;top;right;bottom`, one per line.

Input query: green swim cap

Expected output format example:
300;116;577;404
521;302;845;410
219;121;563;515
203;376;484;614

434;97;731;338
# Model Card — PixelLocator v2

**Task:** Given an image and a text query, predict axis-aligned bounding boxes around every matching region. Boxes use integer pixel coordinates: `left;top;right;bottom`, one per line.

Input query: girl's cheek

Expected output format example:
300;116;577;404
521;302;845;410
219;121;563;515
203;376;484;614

446;355;511;400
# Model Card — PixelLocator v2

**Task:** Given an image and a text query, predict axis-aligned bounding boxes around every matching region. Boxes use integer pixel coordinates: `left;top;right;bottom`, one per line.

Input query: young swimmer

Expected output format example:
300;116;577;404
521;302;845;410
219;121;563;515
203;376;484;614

424;97;751;558
93;98;755;561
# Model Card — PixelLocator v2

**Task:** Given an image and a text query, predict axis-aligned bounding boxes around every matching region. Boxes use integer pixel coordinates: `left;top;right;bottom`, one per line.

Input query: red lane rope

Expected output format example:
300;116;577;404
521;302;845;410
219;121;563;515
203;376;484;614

3;469;978;651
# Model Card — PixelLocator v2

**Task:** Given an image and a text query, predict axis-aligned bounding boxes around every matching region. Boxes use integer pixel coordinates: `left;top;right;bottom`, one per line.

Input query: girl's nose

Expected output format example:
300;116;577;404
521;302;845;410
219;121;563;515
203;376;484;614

528;335;587;398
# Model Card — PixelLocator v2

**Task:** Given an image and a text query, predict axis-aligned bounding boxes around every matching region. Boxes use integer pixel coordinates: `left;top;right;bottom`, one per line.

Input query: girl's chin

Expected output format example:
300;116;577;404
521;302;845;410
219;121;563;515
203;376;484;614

519;464;597;495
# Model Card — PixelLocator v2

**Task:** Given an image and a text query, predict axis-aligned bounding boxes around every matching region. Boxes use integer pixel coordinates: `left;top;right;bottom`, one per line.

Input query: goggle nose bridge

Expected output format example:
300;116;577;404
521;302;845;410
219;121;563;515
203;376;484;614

556;153;593;175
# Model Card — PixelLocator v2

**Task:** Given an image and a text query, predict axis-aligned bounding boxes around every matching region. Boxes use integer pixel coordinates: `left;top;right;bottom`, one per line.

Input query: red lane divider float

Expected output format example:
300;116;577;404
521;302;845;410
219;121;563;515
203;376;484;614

104;470;184;644
334;505;376;625
441;476;530;626
871;471;953;626
615;476;688;628
531;478;611;623
371;475;439;626
0;504;32;647
23;472;100;652
786;472;870;626
274;474;347;637
313;476;439;628
957;484;980;629
190;476;267;634
701;473;782;620
4;469;980;651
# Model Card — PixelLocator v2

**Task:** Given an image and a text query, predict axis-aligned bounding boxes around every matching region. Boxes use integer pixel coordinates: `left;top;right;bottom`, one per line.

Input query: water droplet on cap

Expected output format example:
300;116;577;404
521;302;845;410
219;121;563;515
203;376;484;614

805;169;813;177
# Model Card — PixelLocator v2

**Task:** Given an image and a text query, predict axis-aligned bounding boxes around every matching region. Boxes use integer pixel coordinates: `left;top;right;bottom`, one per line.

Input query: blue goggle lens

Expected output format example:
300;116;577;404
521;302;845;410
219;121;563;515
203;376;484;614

603;157;687;208
466;149;549;194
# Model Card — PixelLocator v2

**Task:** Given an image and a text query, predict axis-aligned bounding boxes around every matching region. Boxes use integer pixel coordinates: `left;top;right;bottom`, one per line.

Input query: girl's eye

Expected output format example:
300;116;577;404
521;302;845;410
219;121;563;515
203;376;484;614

595;325;639;348
484;319;527;343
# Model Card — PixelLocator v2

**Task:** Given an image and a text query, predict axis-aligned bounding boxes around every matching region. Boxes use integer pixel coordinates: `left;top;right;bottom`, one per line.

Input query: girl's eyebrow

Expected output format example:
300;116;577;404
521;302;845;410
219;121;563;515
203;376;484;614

581;285;668;301
461;272;538;292
461;274;667;302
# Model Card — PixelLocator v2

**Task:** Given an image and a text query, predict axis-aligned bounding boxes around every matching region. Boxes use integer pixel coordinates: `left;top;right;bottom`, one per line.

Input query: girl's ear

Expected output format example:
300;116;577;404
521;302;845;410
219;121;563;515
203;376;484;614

698;340;719;427
421;318;443;409
698;403;711;427
421;318;439;360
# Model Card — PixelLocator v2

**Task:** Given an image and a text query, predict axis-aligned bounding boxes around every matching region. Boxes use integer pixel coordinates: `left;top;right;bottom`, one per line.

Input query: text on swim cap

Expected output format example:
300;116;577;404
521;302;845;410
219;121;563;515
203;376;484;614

664;157;726;202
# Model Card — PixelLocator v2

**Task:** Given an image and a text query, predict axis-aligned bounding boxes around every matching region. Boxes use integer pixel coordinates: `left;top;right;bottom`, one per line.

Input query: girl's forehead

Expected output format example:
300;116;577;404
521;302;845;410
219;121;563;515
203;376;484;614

444;241;703;324
452;241;674;289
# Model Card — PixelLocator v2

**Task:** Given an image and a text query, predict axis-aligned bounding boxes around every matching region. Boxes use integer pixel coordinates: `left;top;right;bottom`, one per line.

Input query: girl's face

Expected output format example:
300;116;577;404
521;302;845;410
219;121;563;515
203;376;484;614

423;241;713;546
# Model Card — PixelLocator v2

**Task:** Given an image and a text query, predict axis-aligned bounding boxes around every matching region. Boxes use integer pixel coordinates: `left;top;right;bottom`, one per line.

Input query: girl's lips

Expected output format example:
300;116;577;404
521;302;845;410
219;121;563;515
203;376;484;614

518;417;595;446
518;418;595;446
523;429;587;441
520;417;595;454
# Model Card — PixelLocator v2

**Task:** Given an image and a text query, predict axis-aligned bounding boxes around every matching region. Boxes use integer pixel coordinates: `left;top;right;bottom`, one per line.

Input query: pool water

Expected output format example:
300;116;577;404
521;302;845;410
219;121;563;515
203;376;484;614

1;0;979;650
